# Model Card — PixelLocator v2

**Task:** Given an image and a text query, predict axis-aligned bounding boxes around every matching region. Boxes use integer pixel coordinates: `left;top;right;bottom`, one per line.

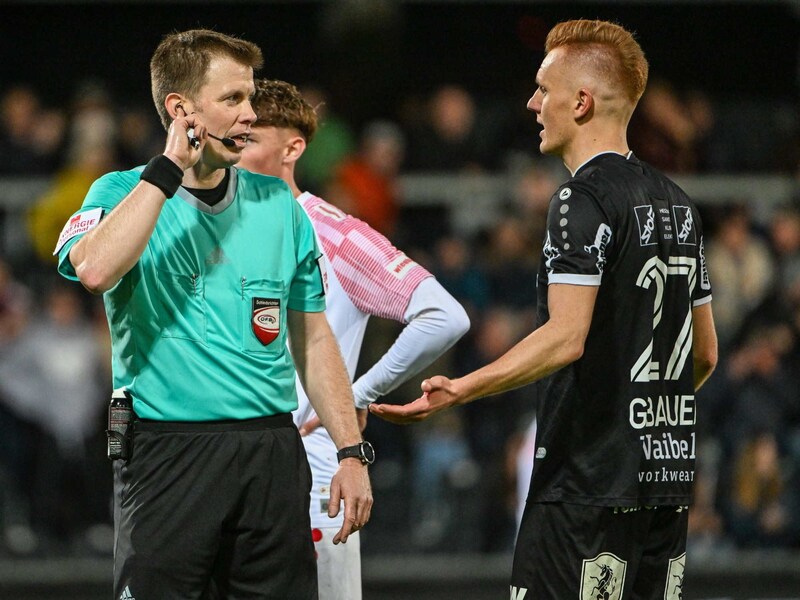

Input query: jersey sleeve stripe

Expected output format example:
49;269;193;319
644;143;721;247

548;273;602;286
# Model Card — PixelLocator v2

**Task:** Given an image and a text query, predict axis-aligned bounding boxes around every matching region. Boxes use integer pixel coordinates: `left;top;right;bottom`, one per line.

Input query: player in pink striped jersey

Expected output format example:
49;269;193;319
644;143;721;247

238;79;470;600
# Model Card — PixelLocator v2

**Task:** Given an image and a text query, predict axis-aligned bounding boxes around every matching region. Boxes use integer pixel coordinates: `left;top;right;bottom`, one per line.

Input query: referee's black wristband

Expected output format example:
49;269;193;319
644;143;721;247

140;155;184;198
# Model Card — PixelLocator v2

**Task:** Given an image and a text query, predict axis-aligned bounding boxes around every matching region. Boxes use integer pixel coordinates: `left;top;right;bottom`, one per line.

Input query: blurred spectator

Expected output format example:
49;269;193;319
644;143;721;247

0;257;36;554
507;161;563;249
459;306;532;552
0;85;65;175
727;431;800;547
27;81;118;265
769;205;800;300
404;85;499;172
704;203;776;350
294;85;356;191
628;79;714;173
480;216;539;314
325;120;404;236
431;235;490;318
408;408;475;550
687;439;726;555
0;257;32;343
115;106;163;168
0;280;110;553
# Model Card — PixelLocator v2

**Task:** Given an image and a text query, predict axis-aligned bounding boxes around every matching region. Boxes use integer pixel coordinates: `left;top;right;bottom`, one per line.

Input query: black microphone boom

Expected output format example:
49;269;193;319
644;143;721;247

186;128;237;149
209;133;237;148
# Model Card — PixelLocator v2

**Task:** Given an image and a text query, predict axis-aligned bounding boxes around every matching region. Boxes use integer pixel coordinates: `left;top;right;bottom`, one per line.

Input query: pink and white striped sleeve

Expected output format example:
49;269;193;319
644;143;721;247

301;194;431;322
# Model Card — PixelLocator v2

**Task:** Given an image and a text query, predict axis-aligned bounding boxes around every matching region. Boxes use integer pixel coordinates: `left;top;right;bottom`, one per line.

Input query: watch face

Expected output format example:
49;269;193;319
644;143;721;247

361;441;375;464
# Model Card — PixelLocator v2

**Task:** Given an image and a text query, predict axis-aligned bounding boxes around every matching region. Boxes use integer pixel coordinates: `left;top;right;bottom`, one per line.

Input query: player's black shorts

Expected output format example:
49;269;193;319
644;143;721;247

112;414;318;600
511;501;688;600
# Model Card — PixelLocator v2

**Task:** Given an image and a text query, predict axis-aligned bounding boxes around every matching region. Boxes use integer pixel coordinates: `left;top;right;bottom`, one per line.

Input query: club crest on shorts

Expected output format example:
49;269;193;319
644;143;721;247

664;553;685;600
580;552;626;600
252;298;280;345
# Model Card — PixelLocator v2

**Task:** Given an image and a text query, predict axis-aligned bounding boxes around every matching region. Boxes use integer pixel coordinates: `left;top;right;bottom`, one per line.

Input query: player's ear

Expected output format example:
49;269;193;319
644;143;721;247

284;135;307;165
575;88;594;121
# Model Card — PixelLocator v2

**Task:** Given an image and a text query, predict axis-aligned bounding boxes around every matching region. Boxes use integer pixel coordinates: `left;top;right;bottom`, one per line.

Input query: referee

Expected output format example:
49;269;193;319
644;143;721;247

55;30;371;599
372;19;718;599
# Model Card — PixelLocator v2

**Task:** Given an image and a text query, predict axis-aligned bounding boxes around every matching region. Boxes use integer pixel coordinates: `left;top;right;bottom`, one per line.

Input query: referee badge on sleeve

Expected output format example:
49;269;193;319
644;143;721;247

252;298;280;345
53;207;103;254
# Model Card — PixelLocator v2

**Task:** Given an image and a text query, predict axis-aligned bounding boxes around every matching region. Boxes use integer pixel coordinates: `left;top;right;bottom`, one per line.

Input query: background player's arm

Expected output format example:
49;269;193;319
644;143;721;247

352;278;470;409
69;116;201;294
288;308;372;542
371;283;597;423
691;302;718;390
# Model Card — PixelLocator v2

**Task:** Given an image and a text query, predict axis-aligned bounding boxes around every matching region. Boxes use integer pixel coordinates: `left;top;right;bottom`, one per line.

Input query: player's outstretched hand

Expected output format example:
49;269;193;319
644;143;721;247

369;375;458;424
329;460;372;545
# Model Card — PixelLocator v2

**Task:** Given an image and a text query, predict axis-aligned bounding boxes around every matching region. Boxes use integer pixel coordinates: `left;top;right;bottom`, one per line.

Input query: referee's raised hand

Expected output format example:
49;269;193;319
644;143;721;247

163;107;206;171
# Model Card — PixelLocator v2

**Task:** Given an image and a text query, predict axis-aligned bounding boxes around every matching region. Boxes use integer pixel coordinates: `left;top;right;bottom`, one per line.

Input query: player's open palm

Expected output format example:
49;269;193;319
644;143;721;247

369;375;458;424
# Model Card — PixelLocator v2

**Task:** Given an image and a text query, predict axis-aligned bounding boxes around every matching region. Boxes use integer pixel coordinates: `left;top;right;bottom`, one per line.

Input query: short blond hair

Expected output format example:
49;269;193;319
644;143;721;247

150;29;263;130
545;19;649;104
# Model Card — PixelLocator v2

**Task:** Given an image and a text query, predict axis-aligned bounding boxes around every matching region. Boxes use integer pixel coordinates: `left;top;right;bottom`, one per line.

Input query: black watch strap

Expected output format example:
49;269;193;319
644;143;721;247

337;440;375;465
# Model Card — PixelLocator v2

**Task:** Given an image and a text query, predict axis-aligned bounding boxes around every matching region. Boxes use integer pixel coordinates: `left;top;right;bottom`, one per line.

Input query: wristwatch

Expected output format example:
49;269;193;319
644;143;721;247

337;440;375;465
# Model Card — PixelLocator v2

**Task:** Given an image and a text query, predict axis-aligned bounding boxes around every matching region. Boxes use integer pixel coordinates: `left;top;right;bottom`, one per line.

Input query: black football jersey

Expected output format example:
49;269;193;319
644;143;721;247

528;152;712;507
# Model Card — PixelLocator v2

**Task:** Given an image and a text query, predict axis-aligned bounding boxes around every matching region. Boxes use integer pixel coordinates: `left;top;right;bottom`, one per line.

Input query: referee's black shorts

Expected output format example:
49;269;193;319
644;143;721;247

511;501;688;600
113;414;317;600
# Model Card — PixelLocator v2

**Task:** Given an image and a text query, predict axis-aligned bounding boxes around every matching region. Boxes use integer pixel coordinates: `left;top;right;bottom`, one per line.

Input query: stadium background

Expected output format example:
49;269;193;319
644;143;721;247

1;0;800;598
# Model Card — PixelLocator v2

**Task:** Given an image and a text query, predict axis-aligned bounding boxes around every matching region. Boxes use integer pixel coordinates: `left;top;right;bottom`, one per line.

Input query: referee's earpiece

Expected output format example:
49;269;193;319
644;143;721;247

176;103;201;150
176;102;237;149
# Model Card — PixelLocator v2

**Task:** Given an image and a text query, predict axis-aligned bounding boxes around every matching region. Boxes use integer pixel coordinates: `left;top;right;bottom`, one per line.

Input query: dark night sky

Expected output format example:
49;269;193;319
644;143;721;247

1;2;798;126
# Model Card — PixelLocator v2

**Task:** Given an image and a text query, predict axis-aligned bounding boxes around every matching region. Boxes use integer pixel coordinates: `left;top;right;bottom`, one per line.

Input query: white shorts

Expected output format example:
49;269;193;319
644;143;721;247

312;527;361;600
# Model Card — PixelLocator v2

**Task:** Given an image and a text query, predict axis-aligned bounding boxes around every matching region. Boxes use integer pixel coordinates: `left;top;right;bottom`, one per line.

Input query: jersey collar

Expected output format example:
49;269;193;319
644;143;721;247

176;168;238;215
571;150;633;177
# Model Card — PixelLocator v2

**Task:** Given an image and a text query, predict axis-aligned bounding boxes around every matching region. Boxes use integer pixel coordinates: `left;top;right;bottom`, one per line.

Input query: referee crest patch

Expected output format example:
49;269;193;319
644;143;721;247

580;552;626;600
252;298;280;345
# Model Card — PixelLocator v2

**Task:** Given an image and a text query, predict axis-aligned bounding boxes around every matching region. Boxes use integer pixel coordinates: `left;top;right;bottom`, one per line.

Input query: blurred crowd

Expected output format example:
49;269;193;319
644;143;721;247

1;77;800;559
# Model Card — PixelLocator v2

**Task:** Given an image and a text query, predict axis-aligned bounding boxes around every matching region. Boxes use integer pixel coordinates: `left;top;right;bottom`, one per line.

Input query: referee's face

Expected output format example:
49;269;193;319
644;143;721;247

527;48;575;158
192;56;257;164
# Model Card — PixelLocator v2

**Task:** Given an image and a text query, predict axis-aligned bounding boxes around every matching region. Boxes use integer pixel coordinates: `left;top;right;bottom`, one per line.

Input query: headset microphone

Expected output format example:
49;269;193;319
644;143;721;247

208;133;237;148
178;104;237;149
186;128;237;149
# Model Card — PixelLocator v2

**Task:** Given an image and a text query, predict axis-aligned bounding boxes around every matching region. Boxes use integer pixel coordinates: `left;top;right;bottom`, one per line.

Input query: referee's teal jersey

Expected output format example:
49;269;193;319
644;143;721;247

56;166;326;421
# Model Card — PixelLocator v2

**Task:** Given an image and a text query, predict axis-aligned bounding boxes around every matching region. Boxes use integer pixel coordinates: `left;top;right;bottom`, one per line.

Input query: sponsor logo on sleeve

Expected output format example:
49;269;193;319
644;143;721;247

672;206;696;245
387;253;417;279
252;298;280;345
699;238;710;290
583;223;612;275
53;207;103;254
543;232;561;274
